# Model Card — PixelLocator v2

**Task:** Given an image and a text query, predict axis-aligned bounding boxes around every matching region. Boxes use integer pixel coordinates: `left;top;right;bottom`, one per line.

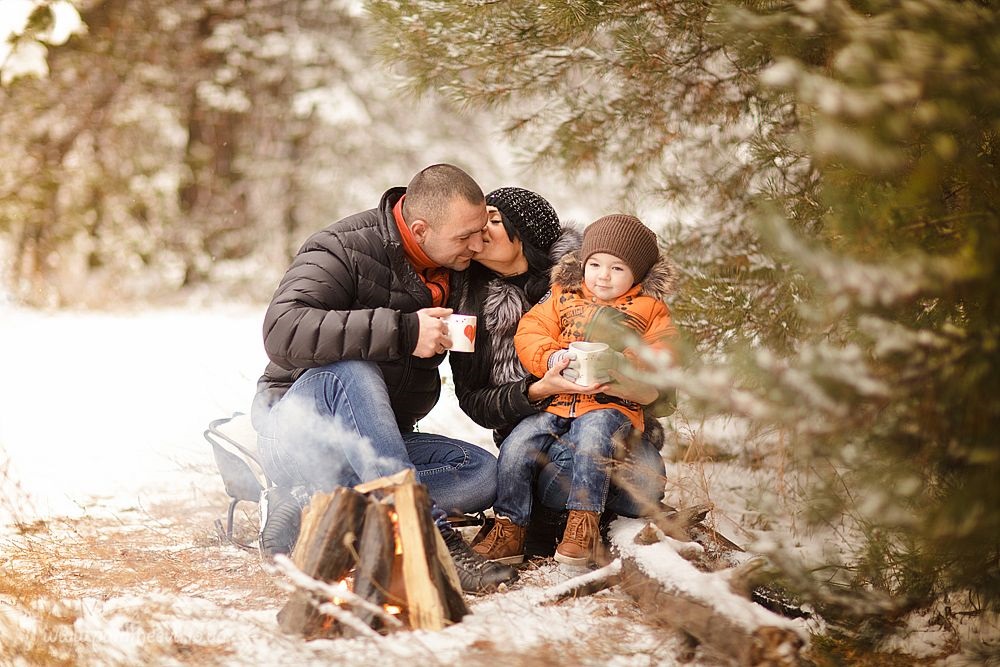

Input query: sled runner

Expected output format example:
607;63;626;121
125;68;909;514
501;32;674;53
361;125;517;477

204;412;268;550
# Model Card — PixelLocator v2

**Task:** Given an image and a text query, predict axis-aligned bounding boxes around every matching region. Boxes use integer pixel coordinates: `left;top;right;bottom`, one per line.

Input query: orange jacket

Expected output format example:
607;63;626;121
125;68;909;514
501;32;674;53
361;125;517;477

514;251;678;431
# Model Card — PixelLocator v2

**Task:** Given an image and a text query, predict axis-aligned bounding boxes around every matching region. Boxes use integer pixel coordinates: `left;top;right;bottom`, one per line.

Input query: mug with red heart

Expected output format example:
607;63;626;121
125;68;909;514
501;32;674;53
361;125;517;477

445;314;477;353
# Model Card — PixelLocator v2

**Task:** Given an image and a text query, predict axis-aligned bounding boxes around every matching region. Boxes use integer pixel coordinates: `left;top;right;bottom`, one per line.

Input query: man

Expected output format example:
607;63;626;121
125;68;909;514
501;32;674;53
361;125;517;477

251;164;517;592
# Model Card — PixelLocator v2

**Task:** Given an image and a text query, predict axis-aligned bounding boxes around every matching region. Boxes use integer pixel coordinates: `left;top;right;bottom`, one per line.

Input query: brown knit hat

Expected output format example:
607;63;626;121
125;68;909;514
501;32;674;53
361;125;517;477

581;214;659;281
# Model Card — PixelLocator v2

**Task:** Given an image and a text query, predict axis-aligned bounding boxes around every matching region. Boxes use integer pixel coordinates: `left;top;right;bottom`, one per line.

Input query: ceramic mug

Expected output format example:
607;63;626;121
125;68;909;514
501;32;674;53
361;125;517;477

568;341;610;386
446;314;477;353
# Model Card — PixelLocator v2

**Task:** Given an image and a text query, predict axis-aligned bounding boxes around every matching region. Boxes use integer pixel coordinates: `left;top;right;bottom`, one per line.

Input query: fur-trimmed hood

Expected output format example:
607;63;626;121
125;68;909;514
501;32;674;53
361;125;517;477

549;248;678;302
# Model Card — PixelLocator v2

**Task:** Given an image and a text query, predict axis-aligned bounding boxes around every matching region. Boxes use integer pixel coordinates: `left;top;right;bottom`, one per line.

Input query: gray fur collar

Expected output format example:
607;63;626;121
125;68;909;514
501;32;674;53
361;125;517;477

549;249;678;302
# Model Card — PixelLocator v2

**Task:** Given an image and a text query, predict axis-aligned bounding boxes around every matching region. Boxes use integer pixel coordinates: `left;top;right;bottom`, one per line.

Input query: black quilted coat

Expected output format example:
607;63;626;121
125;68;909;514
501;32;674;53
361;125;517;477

251;187;447;433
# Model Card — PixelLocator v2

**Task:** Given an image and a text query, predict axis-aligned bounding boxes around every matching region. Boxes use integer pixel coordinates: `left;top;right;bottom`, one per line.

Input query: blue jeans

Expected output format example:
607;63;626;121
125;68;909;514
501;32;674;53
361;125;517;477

537;426;666;517
257;361;497;516
495;409;636;526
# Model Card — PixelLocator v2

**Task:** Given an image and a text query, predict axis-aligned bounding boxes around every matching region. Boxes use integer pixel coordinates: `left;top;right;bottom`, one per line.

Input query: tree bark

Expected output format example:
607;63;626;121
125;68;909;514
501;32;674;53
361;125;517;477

612;520;805;666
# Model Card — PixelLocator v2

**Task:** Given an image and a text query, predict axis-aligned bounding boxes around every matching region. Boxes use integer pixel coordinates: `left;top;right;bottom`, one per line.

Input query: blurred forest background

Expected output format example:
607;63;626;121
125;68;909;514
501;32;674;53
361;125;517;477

0;0;626;308
3;0;998;660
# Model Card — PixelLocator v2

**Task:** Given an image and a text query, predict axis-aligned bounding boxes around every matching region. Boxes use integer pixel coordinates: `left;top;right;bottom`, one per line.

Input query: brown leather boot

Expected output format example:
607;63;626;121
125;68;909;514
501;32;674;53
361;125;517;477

471;516;526;565
554;510;601;566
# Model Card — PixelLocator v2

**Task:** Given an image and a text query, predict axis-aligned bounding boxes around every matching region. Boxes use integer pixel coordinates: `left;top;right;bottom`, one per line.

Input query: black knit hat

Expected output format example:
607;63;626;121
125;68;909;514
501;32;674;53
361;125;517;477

485;187;561;252
581;214;659;281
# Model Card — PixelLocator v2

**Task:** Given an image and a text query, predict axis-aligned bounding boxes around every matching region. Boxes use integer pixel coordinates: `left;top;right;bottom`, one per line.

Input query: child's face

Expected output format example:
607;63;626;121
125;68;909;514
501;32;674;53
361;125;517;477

584;252;636;301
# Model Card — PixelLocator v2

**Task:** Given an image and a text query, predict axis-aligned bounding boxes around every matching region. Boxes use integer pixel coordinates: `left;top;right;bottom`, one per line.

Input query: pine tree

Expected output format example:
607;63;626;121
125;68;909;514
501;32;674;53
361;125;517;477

368;0;1000;648
727;0;1000;629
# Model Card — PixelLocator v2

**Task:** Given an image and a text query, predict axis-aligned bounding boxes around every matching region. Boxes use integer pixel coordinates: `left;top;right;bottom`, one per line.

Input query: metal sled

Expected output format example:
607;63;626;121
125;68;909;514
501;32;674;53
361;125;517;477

204;413;488;552
203;412;269;551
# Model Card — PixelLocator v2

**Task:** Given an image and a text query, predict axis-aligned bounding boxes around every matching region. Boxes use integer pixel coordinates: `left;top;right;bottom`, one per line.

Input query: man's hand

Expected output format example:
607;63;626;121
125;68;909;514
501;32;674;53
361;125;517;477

413;307;453;358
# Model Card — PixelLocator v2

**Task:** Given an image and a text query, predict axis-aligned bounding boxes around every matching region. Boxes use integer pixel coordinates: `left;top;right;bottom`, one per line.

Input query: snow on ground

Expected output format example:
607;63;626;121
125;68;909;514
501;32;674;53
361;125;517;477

0;304;984;664
0;304;704;665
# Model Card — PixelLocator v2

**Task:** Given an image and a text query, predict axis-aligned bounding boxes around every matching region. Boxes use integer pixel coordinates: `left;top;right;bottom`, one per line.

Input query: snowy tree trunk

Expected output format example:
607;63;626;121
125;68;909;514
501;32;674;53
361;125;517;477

611;520;805;666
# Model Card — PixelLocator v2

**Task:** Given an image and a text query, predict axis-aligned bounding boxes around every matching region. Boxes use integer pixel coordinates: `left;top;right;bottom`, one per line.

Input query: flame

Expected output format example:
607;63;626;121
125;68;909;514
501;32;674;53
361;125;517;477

384;605;402;615
389;510;403;555
330;578;351;606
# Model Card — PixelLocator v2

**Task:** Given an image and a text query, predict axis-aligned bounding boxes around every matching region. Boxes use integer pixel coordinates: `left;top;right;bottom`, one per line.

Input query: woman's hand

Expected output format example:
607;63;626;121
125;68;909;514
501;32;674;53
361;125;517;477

526;355;608;402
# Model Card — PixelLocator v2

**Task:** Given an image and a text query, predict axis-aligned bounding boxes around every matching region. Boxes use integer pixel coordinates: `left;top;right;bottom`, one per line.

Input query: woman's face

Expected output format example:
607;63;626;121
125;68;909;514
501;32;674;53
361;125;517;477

473;206;525;271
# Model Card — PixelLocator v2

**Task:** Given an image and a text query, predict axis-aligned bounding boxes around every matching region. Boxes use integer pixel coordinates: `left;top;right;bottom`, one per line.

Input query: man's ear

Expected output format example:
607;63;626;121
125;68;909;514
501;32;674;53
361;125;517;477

410;219;430;244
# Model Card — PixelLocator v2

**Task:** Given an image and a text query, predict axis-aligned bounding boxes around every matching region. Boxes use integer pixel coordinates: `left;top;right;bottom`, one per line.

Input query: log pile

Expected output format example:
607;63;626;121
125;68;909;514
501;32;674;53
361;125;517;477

276;469;467;638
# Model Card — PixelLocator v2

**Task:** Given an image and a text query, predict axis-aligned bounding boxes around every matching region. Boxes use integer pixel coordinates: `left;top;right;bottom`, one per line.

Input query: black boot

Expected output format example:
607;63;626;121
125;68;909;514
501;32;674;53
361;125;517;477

438;521;519;593
259;486;308;559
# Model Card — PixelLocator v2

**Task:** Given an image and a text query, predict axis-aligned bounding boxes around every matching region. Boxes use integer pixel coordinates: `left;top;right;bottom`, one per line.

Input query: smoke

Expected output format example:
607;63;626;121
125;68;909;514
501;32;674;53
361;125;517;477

265;392;413;494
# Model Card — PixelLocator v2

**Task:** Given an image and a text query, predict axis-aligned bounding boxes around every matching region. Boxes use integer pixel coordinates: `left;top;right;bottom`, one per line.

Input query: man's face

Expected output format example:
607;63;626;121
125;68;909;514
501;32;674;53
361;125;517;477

415;197;487;270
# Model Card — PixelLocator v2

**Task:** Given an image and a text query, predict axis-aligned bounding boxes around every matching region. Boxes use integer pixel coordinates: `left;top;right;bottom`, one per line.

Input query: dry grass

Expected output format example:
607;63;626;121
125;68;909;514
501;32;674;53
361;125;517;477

2;495;280;606
0;479;282;665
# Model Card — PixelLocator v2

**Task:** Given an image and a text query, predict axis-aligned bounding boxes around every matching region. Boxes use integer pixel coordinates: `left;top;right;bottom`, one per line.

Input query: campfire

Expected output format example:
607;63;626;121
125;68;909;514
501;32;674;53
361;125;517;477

275;469;468;639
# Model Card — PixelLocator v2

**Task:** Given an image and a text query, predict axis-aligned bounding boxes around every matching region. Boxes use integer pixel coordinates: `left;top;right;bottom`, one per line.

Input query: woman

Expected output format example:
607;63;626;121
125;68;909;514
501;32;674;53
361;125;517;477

448;187;672;557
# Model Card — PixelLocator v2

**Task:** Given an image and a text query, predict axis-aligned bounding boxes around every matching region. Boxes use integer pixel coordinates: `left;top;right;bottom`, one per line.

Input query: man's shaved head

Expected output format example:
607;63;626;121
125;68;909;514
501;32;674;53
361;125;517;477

402;163;484;227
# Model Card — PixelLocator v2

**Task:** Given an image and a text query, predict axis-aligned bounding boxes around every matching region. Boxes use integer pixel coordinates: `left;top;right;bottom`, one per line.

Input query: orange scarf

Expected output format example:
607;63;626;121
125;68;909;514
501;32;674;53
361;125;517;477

393;197;450;307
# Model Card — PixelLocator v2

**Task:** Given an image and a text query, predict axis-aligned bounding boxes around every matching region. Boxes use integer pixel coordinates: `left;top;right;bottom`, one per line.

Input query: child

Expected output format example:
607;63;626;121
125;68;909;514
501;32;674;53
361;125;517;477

473;214;677;566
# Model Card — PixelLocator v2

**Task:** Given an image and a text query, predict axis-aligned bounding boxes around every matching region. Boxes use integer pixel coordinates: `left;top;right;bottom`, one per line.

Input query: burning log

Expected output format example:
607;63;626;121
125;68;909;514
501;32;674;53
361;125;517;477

277;486;367;637
350;498;399;633
277;469;467;638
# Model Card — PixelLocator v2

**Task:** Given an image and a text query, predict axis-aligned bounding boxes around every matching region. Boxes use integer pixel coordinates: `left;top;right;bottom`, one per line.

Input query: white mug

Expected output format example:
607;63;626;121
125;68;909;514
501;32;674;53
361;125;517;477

568;341;610;386
445;314;477;353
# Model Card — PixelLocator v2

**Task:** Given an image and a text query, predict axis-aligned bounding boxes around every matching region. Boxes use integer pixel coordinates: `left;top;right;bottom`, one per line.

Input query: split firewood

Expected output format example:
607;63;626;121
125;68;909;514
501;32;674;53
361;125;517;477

351;497;399;633
276;470;467;637
278;486;367;637
394;481;468;629
353;468;416;495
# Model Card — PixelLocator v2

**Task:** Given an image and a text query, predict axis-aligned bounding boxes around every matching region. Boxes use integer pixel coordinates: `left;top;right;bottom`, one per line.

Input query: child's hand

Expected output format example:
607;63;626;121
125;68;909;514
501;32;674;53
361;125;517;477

546;349;575;369
602;368;659;405
529;353;598;401
562;348;625;384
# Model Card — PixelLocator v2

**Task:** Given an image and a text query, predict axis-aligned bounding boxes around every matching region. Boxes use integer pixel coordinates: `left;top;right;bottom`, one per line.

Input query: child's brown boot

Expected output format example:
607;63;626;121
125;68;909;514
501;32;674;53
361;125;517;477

471;516;526;565
554;510;601;566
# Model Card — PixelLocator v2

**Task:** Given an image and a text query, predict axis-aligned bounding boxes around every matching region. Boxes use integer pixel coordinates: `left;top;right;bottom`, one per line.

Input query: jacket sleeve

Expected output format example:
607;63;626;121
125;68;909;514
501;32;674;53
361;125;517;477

514;289;565;378
262;235;418;370
449;353;543;430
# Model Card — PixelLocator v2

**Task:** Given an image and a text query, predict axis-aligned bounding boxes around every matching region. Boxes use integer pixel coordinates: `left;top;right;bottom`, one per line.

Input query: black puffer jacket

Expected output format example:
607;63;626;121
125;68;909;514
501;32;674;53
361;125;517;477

448;229;581;445
252;187;446;433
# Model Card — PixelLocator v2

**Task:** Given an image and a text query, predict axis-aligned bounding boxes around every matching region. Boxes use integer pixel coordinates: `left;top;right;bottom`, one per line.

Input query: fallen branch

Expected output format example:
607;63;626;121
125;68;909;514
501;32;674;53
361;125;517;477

539;559;623;605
